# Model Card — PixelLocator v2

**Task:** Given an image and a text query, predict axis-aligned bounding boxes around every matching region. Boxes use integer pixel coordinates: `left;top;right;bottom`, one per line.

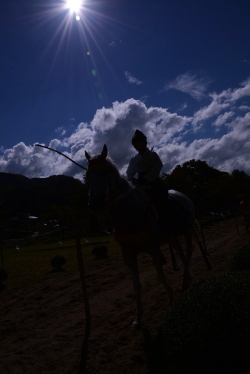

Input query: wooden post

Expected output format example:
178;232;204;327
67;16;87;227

75;233;91;322
75;233;91;374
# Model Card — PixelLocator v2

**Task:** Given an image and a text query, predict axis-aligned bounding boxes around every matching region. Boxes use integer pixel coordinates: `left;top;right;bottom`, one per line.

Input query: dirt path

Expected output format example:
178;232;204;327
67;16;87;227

0;217;249;373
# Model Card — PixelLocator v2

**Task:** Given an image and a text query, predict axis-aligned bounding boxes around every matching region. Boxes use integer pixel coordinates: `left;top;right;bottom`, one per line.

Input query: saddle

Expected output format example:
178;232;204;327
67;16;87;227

151;192;190;235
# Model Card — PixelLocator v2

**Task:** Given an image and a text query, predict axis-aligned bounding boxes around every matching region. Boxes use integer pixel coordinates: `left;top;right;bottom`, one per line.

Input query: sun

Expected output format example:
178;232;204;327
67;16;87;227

65;0;82;14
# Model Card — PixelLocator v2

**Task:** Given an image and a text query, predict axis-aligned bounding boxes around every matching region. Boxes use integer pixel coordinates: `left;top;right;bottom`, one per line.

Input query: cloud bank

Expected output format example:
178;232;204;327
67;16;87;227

0;76;250;180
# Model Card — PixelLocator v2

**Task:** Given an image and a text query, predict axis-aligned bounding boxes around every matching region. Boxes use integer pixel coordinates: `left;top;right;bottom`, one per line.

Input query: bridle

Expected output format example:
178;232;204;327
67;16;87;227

86;158;132;205
86;159;118;203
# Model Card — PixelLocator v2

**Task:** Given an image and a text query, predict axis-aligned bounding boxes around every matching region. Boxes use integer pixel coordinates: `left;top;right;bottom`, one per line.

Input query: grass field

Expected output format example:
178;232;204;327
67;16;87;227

0;213;237;293
0;232;120;292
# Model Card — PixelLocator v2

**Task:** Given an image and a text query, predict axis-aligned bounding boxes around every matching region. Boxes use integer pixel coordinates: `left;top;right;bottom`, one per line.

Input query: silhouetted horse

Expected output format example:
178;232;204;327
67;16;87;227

85;145;211;328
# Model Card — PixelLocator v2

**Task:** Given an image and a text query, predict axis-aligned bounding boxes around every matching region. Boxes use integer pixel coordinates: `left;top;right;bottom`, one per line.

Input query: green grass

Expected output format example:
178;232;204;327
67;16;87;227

0;234;120;293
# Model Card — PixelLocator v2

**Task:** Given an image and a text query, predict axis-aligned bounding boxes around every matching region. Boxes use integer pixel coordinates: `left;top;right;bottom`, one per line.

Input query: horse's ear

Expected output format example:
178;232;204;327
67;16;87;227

85;150;91;161
101;144;108;159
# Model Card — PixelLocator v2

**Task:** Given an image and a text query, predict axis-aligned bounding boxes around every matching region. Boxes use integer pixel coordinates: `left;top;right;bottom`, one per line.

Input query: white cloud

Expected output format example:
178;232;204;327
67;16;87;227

230;77;250;101
55;126;66;136
239;105;250;111
0;143;51;178
211;77;250;103
177;102;188;112
125;71;142;85
0;79;250;179
193;113;250;173
191;77;250;130
212;111;234;127
193;101;230;125
164;72;211;100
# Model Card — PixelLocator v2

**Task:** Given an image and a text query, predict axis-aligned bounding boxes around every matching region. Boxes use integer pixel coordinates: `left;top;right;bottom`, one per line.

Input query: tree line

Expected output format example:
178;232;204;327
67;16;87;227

0;159;249;234
162;159;250;216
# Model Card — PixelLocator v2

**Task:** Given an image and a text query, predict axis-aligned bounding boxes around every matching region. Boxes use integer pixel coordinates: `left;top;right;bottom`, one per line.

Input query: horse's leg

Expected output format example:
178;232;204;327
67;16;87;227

182;229;193;290
151;247;174;305
169;242;179;270
129;258;144;329
168;234;186;266
193;228;212;270
121;246;143;329
169;235;192;291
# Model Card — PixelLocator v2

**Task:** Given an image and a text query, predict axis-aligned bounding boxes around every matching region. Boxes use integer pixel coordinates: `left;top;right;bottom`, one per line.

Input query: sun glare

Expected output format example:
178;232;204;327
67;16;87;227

66;0;82;14
35;0;120;104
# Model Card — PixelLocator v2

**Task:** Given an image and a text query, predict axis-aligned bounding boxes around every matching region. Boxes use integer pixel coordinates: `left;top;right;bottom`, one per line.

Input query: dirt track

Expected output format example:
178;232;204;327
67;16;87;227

0;217;249;373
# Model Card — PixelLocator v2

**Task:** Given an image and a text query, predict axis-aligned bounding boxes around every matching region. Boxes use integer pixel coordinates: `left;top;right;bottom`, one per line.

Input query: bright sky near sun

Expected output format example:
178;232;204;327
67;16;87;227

0;0;250;179
65;0;82;19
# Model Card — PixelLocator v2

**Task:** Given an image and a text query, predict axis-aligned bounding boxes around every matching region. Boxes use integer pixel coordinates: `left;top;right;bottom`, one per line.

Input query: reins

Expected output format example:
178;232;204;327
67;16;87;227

86;154;156;240
86;159;122;203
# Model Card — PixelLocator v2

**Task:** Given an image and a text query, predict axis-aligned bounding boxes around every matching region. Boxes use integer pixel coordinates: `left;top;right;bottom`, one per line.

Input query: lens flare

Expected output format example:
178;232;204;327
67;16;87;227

31;0;124;107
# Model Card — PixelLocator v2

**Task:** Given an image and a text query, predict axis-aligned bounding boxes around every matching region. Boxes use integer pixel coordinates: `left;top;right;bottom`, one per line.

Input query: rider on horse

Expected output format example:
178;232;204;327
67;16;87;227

127;129;188;232
126;129;169;224
126;129;163;192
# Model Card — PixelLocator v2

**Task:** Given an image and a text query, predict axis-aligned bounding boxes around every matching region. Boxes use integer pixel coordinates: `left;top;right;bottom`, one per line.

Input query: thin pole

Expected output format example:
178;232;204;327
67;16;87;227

75;233;91;374
76;233;91;321
35;144;87;170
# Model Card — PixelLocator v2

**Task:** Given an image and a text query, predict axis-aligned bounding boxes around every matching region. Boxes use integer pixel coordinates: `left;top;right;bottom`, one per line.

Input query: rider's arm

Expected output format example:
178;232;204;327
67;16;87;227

126;155;139;179
144;152;163;183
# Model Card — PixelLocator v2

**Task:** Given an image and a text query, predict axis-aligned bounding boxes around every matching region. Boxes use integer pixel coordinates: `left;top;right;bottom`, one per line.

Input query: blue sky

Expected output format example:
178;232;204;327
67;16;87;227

0;0;250;179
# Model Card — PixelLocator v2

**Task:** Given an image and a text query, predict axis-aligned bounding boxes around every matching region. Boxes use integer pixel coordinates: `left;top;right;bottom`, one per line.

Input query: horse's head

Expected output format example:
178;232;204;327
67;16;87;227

85;144;113;213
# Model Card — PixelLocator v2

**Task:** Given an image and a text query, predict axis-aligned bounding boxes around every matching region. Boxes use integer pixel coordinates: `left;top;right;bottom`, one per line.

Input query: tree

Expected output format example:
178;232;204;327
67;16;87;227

162;160;246;216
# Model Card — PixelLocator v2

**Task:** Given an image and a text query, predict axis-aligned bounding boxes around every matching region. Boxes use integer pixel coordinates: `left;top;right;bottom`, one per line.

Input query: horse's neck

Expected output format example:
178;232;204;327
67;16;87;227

108;163;150;231
110;186;150;232
110;172;131;201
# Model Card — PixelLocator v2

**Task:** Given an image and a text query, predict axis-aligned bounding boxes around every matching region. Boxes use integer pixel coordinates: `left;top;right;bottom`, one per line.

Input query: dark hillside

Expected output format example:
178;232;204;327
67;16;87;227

0;172;88;219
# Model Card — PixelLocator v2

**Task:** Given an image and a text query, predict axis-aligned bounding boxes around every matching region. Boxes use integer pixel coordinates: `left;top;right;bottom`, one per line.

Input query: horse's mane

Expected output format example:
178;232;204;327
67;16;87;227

91;153;131;192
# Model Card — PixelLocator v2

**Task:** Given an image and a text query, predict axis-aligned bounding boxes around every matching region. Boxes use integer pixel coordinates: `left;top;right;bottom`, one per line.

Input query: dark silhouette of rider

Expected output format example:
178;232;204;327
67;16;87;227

127;129;163;190
127;129;187;233
127;129;170;221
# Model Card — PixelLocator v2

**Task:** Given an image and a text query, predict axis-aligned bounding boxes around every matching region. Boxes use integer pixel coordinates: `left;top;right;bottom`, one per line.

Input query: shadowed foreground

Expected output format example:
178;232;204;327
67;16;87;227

0;217;249;373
